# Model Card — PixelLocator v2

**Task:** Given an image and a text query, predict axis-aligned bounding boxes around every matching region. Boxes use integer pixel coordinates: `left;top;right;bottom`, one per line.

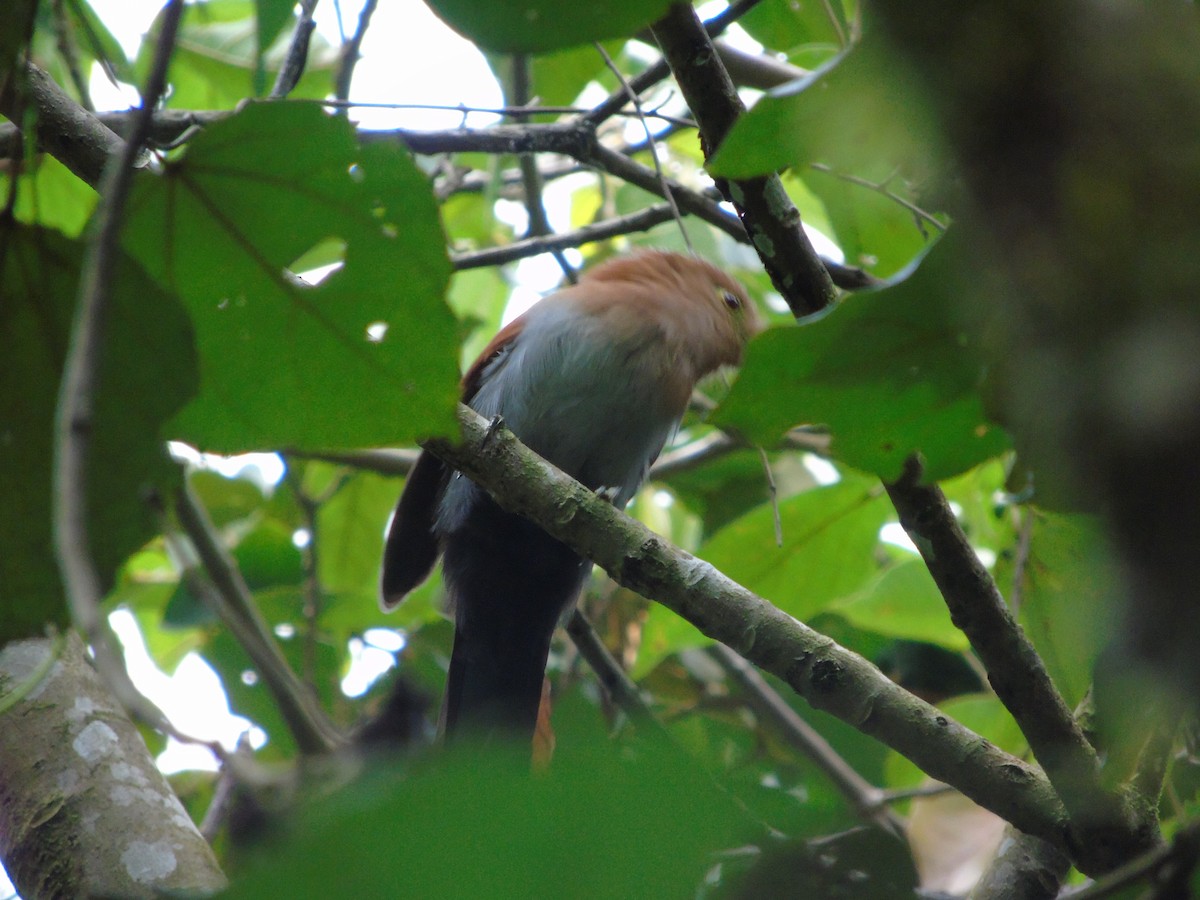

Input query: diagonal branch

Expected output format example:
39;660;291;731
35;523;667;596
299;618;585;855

422;404;1072;858
173;482;344;755
0;63;123;186
885;458;1156;870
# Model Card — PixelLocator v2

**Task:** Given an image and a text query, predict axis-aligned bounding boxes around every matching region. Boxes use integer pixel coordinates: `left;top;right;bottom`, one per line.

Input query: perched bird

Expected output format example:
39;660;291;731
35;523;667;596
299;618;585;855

380;251;762;745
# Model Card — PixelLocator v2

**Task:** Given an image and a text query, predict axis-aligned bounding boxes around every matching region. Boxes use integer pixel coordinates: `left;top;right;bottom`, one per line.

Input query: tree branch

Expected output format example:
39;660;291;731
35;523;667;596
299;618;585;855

509;53;575;282
968;826;1070;900
0;62;123;186
0;634;227;897
651;2;838;316
172;483;344;755
884;457;1154;867
564;608;661;732
421;404;1075;860
452;204;680;270
270;0;319;100
333;0;377;105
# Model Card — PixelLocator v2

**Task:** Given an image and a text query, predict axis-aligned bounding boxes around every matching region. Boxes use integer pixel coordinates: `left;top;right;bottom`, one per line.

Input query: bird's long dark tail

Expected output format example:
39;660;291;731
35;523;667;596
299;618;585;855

440;498;589;743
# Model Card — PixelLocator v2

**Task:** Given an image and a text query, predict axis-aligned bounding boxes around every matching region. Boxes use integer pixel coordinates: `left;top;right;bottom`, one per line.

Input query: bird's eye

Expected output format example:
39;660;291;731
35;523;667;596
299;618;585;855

722;290;742;310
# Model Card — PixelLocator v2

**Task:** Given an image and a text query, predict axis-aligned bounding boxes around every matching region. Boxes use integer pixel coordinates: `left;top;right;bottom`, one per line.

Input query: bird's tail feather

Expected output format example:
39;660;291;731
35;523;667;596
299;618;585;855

439;498;589;744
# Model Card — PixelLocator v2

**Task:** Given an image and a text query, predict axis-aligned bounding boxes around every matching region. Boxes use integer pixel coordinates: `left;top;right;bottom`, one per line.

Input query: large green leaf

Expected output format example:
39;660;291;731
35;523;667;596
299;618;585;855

423;0;674;53
698;478;889;620
709;37;939;182
713;235;1011;482
122;102;460;451
0;224;197;641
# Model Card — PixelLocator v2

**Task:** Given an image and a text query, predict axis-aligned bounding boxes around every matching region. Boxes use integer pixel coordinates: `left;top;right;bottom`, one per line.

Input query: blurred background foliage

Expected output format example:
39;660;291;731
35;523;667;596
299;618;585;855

4;0;1199;895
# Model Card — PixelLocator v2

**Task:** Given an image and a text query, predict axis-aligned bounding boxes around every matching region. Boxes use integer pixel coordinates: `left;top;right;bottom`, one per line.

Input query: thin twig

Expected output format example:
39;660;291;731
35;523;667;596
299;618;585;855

711;643;906;837
595;42;691;254
810;163;947;235
283;447;421;476
452;204;681;270
510;53;575;282
1064;822;1199;900
173;483;343;754
320;98;693;125
565;609;662;732
286;474;324;689
878;782;956;804
757;445;783;547
52;0;185;737
1008;505;1035;616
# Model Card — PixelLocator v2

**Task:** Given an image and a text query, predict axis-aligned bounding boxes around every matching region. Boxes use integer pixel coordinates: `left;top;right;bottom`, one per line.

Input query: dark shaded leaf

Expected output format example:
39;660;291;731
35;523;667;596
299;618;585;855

226;740;748;898
0;224;196;641
714;236;1010;481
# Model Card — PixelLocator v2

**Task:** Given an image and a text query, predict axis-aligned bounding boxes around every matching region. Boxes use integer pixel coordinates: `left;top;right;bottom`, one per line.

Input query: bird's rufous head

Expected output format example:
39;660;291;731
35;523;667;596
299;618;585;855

581;250;765;374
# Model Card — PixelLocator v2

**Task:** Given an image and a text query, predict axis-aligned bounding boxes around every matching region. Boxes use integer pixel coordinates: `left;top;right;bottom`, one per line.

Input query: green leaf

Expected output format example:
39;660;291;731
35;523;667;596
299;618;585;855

698;478;889;620
713;235;1011;482
737;0;847;63
235;519;303;591
0;224;197;642
1;154;98;237
831;558;969;651
804;165;942;278
998;511;1121;707
423;0;674;53
316;471;398;596
121;102;460;451
709;37;940;181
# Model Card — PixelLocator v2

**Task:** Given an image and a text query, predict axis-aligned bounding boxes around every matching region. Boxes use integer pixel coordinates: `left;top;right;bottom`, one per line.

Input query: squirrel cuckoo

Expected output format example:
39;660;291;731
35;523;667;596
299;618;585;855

380;251;762;744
